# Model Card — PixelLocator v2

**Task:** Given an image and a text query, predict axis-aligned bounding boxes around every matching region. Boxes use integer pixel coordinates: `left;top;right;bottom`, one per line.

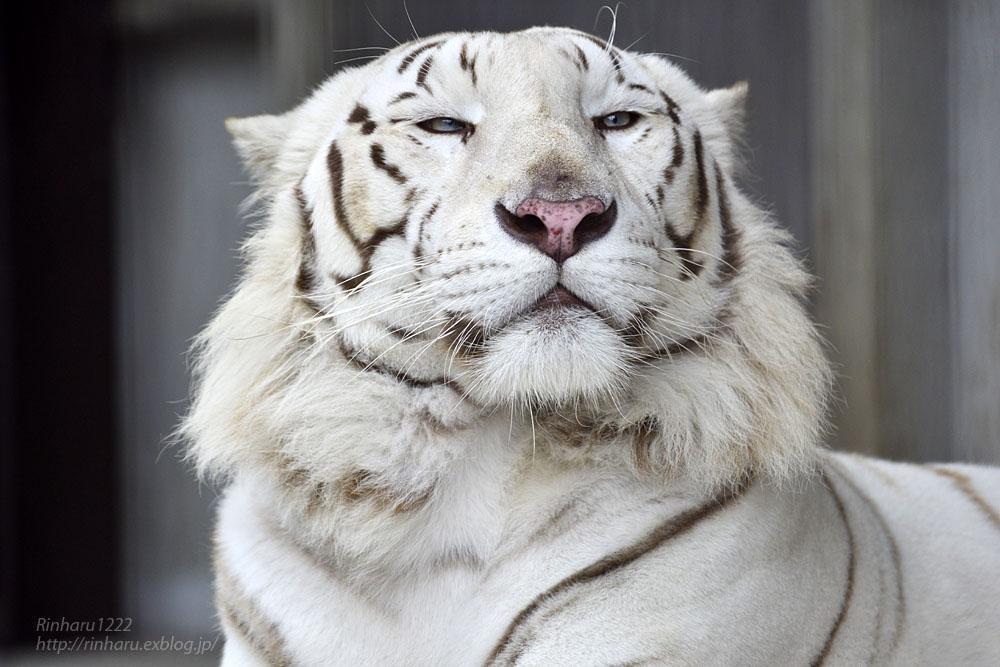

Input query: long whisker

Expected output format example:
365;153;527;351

623;32;648;51
330;46;392;53
364;3;401;45
595;3;624;51
657;246;739;274
332;55;384;67
403;0;420;40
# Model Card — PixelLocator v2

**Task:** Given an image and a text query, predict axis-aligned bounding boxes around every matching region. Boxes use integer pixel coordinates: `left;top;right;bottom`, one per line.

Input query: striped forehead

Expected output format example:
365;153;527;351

376;30;643;104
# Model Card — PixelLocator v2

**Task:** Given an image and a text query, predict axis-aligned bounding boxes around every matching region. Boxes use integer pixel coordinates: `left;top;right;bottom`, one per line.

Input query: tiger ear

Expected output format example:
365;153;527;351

705;81;748;146
225;114;290;182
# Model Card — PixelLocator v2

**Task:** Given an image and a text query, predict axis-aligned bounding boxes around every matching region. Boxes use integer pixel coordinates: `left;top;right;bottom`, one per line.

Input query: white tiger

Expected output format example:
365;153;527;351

184;27;1000;666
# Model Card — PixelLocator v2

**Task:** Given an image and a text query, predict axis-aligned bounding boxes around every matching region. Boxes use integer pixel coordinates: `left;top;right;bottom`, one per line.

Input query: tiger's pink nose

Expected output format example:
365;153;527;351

497;196;616;262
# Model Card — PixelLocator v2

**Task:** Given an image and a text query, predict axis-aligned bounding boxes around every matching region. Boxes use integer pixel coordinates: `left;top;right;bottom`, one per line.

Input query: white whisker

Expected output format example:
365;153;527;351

403;0;420;40
364;3;400;45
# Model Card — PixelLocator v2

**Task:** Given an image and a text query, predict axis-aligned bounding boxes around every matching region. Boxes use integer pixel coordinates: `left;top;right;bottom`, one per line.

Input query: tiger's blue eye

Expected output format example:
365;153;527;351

417;117;468;133
595;111;639;130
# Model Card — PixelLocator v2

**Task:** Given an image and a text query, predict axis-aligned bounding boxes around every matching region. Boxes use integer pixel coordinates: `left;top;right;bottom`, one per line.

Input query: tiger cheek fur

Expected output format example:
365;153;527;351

186;27;1000;667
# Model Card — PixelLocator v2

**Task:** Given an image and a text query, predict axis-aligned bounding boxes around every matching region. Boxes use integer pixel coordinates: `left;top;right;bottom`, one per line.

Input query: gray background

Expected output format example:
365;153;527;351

108;0;1000;650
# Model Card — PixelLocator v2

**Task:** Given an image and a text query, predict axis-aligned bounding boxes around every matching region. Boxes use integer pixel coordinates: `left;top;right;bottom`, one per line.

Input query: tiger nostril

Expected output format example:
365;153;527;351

575;202;617;245
515;214;546;237
497;196;615;262
496;203;548;248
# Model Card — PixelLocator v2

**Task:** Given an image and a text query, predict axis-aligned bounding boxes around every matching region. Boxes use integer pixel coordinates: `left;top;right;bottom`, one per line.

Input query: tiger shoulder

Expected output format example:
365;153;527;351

183;26;1000;666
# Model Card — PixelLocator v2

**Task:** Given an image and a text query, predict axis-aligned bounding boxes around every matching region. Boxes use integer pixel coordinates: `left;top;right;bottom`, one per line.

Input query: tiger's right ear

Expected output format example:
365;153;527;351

225;114;290;182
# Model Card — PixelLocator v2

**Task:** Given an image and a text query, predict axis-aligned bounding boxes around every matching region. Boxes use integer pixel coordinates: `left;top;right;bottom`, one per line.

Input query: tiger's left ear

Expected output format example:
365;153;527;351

703;81;748;172
706;81;748;143
225;113;290;183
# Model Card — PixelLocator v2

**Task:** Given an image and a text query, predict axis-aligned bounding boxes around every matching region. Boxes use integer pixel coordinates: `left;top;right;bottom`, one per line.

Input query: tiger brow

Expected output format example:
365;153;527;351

576;35;626;83
388;91;419;106
397;39;445;74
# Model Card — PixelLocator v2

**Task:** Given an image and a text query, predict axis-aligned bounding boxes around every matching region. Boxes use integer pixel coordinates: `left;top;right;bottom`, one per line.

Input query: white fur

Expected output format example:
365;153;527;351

186;28;1000;666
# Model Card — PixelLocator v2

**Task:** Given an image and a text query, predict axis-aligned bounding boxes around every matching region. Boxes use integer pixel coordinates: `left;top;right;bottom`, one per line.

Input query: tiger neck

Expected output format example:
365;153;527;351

255;383;714;590
263;386;528;578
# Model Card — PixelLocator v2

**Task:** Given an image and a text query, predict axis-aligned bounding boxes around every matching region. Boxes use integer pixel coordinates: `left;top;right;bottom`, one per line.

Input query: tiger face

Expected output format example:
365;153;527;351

230;27;748;410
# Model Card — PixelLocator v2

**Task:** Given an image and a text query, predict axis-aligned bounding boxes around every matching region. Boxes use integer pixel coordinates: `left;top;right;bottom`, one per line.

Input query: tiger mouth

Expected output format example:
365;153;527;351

441;285;598;358
531;285;595;313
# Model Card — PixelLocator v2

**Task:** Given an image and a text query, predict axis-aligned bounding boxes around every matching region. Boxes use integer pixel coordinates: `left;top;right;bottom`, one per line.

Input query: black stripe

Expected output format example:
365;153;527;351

659;91;681;124
363;216;407;264
628;83;653;94
665;130;709;280
646;331;713;359
486;479;750;665
370;143;407;184
397;39;444;73
930;466;1000;533
460;42;479;87
442;314;489;359
347;105;376;135
347;104;370;125
385;323;429;343
388;91;417;105
574;45;589;71
664;222;703;280
337;338;448;389
661;132;712;281
663;126;684;185
670;126;685;168
326;141;362;251
692;130;709;221
459;42;471;70
413;201;439;262
714;167;742;284
416;54;435;93
334;272;366;292
294;188;320;302
327;141;411;293
338;215;408;293
620;306;655;350
560;48;581;72
581;36;624;83
810;474;856;667
830;461;906;660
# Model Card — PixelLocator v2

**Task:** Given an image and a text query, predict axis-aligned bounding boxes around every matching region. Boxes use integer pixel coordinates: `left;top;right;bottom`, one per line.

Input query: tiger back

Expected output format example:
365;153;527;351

184;27;1000;666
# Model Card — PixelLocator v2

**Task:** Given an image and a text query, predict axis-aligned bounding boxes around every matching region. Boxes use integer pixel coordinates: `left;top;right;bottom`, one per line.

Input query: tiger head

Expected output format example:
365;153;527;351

190;28;831;496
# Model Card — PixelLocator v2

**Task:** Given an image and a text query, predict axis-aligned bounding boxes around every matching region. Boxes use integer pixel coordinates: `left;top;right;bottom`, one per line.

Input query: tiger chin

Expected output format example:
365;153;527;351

184;27;1000;667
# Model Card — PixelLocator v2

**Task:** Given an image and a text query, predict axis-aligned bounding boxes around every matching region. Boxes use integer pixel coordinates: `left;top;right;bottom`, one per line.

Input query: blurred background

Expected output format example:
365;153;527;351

2;0;998;663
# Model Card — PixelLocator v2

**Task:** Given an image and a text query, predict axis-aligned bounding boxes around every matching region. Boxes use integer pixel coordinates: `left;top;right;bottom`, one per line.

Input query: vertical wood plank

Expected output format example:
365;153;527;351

874;0;951;462
264;0;329;110
808;0;880;455
950;1;1000;463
